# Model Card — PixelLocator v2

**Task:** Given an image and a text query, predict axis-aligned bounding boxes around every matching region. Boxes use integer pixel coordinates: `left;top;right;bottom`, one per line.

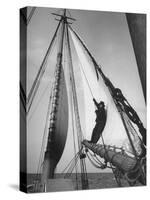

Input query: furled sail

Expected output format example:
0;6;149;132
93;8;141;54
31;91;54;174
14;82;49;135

69;28;142;156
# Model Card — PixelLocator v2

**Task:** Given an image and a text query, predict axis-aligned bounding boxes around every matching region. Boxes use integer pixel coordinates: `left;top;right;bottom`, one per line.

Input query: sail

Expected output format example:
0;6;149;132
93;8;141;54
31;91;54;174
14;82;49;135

69;28;142;156
51;68;69;162
48;21;69;165
41;65;69;181
41;19;69;180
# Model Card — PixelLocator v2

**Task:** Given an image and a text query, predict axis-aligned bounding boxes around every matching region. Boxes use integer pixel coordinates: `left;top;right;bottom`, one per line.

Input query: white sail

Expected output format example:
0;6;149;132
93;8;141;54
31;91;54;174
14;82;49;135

69;28;142;155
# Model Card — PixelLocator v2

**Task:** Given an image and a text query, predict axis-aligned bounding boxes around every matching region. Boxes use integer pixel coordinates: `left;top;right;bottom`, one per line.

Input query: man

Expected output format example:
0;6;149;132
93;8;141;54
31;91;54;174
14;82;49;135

89;98;107;143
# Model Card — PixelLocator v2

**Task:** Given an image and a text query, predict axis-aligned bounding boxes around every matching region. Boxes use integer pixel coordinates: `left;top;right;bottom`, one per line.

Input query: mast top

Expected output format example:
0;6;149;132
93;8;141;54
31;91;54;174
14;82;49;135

51;9;76;24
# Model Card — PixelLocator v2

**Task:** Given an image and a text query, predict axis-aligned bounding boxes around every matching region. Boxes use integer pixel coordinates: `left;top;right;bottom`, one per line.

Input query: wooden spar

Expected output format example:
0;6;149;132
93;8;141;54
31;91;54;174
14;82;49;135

41;9;69;183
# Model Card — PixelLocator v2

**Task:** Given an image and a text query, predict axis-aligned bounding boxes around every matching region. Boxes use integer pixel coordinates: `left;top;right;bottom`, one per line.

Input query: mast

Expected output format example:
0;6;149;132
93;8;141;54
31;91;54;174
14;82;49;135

41;9;68;183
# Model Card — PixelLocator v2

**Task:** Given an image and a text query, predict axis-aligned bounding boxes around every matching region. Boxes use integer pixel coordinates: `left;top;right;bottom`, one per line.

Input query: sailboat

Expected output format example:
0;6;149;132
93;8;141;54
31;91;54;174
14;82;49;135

20;7;146;192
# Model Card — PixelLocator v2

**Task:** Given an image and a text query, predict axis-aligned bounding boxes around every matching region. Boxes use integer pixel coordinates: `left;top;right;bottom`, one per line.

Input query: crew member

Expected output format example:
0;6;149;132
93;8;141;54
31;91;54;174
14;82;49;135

89;98;107;143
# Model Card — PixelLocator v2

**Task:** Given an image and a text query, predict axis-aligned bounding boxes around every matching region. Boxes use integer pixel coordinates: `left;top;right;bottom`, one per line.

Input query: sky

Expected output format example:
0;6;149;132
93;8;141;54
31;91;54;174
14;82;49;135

26;7;146;173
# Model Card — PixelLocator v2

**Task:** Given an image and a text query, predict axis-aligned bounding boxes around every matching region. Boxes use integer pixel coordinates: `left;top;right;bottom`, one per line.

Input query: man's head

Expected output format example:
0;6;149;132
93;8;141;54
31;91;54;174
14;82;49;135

98;101;105;108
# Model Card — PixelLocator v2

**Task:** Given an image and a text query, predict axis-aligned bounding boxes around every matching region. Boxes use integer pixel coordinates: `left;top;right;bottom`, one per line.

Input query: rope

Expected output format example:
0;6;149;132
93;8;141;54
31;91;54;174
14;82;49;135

66;24;89;189
68;25;99;79
86;151;104;169
27;20;61;114
35;85;53;181
62;149;83;179
64;155;80;178
64;35;79;188
66;24;83;153
77;54;94;99
70;85;79;186
28;82;51;122
31;83;54;191
88;150;106;167
124;110;145;147
61;151;80;174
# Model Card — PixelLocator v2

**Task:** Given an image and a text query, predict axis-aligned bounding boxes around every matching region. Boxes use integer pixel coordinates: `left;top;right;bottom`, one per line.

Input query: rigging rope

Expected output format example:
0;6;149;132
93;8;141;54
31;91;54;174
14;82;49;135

88;150;106;167
27;20;61;114
36;86;53;177
28;82;51;122
77;53;94;99
68;25;99;79
70;79;79;186
64;154;80;178
63;35;79;188
61;151;81;174
66;23;89;189
33;85;54;192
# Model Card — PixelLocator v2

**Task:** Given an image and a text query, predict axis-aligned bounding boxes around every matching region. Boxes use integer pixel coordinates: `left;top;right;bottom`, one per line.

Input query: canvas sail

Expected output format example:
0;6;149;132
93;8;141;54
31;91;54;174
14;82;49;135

41;21;69;181
69;28;142;156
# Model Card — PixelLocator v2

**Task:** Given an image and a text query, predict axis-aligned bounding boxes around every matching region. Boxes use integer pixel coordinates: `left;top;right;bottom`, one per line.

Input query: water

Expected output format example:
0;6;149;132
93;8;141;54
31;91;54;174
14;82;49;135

26;173;143;193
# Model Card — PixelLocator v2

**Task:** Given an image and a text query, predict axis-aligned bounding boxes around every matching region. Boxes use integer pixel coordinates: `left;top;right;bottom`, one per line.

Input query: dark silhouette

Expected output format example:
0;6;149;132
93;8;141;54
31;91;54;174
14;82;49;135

89;99;107;143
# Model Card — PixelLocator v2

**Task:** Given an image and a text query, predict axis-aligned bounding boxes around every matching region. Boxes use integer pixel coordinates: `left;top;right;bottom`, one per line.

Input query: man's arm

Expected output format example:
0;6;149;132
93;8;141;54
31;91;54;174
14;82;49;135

93;98;99;108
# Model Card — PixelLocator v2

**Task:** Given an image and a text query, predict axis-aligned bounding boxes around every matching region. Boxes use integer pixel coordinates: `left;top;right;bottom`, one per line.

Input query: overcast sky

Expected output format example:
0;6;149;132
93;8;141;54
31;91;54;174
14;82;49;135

26;7;146;173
